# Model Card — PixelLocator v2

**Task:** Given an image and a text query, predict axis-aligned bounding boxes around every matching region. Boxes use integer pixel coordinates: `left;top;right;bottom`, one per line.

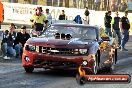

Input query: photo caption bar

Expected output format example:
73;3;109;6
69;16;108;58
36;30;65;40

76;74;131;85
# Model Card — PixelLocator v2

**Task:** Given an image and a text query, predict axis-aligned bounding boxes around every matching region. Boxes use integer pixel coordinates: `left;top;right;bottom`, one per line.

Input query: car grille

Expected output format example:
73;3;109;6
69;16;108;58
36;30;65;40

38;46;80;55
33;59;77;67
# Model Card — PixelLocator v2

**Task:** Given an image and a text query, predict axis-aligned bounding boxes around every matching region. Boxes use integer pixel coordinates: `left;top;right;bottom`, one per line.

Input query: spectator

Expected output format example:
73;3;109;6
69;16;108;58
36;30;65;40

0;2;3;30
111;12;121;46
104;11;112;37
119;1;127;12
84;7;90;24
120;11;130;51
59;10;67;20
45;8;52;24
30;7;47;31
1;23;16;59
14;25;30;57
73;15;82;24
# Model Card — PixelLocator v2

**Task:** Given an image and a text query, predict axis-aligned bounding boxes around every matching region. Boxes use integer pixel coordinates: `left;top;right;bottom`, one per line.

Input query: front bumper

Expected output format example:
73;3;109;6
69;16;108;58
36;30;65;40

22;50;95;69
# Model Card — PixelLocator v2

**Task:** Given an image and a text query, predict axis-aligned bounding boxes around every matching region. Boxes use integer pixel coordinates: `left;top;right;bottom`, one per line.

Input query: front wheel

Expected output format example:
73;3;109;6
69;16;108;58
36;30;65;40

24;67;34;73
91;52;99;74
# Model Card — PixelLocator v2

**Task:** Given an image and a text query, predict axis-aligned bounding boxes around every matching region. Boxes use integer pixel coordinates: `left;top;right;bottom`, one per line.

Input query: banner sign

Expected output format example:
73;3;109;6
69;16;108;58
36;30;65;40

2;2;95;25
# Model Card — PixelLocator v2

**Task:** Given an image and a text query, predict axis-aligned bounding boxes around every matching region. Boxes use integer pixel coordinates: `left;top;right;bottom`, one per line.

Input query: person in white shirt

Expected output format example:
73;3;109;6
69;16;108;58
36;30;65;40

45;8;52;24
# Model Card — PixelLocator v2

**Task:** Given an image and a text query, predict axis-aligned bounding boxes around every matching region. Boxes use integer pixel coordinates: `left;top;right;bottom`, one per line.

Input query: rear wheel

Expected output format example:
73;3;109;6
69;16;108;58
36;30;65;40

24;67;34;73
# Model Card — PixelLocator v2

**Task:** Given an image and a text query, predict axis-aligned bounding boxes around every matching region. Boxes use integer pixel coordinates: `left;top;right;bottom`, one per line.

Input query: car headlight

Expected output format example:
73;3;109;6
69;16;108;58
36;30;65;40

79;49;88;54
25;45;36;51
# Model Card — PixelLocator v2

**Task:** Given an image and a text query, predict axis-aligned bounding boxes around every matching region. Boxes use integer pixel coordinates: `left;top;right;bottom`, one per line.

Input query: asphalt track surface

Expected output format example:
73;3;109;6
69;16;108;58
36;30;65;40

0;25;132;88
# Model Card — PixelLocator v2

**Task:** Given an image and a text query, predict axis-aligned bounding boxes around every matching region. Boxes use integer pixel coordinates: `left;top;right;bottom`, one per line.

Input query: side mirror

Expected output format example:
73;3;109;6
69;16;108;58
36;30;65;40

101;36;110;41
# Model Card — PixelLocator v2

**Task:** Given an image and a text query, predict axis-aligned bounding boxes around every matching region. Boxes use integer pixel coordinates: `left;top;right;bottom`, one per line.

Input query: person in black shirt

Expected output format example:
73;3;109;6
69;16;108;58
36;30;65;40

84;7;90;24
1;23;17;59
14;25;30;57
104;11;112;37
59;10;67;20
120;11;130;51
112;12;121;46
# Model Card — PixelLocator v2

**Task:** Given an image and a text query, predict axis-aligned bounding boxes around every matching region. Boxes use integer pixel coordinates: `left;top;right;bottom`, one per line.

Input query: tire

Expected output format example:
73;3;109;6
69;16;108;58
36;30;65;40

24;67;34;73
91;52;99;74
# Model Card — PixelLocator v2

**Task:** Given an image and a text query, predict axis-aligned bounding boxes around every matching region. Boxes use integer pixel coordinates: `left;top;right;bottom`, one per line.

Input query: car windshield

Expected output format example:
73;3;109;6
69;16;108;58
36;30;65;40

40;25;97;40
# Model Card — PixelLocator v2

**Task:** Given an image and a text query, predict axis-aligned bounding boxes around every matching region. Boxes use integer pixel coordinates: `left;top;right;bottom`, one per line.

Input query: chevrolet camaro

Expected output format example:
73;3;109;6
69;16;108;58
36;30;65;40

22;23;117;74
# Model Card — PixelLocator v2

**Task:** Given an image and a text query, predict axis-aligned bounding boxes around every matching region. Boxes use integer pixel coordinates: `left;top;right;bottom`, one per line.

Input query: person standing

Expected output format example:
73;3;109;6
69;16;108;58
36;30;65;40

104;11;112;37
59;10;67;20
84;7;90;24
45;8;52;24
0;1;3;30
30;7;47;31
14;25;30;57
1;23;16;59
120;11;130;51
111;11;121;46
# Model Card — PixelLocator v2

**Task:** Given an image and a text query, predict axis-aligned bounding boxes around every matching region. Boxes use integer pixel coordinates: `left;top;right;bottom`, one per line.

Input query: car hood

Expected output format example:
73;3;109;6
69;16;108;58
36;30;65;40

26;37;97;48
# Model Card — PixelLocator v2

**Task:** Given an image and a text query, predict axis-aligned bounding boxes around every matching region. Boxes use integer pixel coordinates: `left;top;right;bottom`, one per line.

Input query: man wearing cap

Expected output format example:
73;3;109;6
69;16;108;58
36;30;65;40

30;7;47;31
14;25;30;58
111;11;121;47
